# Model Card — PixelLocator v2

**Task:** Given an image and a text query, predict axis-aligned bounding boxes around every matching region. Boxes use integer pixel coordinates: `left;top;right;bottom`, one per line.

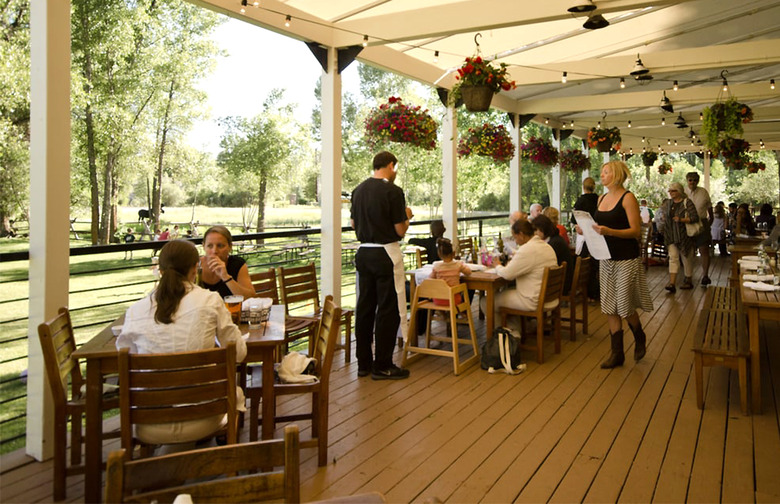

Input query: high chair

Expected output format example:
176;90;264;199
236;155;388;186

402;279;479;375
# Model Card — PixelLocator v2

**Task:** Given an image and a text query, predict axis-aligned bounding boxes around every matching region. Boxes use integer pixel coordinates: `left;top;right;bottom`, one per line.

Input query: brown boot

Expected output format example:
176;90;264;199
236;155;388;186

601;330;625;369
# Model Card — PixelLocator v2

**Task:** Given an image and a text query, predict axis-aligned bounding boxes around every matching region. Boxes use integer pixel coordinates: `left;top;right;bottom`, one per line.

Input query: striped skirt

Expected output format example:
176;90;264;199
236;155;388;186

599;257;654;318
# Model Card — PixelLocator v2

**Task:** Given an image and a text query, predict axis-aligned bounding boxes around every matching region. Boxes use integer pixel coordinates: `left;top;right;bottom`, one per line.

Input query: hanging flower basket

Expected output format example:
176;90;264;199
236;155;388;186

450;55;517;111
457;123;515;163
459;85;494;112
640;150;658;167
702;98;753;154
719;136;750;170
587;127;621;153
658;162;672;175
559;149;590;171
364;96;438;150
520;136;558;167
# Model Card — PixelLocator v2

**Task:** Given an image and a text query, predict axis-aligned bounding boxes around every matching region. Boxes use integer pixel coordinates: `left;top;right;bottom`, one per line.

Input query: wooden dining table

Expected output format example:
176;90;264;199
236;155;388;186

739;272;780;413
73;305;285;503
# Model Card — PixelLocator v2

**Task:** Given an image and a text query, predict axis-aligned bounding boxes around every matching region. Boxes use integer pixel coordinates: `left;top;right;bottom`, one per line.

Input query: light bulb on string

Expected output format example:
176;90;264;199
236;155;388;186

673;80;678;91
570;119;574;127
562;72;567;84
597;121;601;129
433;51;439;63
627;120;631;128
362;35;369;47
661;117;665;126
771;79;776;90
285;15;291;27
620;78;625;89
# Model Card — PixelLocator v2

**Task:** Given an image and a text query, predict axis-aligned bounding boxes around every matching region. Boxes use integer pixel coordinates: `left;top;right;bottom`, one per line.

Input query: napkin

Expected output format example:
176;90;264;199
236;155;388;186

738;255;760;262
744;273;774;282
742;281;780;292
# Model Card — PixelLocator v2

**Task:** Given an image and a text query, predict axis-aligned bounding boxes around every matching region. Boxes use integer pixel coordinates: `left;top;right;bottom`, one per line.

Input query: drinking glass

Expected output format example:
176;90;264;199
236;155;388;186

224;295;244;324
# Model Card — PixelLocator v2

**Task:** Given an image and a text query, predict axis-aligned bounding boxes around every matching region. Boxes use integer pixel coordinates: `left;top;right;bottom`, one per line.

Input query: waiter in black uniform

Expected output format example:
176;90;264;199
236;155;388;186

350;151;413;380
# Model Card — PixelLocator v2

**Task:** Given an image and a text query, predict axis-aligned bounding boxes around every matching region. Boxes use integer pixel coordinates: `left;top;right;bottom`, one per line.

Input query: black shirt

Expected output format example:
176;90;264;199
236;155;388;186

408;236;440;263
350;177;407;244
595;191;640;261
202;255;246;298
570;193;599;224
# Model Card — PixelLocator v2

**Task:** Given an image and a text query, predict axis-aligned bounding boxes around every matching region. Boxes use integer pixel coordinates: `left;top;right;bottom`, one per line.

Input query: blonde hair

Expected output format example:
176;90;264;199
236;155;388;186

582;177;596;192
602;160;630;188
668;181;685;196
542;206;560;225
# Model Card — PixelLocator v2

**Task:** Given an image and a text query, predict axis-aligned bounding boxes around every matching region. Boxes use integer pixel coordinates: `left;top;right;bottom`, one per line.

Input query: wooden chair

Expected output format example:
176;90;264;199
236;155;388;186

561;257;591;342
38;307;120;501
500;263;567;364
402;279;480;375
246;297;342;466
415;247;429;268
279;262;353;363
640;224;652;270
250;269;318;357
456;236;476;263
118;344;238;460
105;424;300;503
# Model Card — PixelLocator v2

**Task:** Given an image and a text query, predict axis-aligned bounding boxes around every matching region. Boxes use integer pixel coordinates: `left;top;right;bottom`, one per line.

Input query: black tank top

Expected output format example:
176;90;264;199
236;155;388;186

595;191;639;260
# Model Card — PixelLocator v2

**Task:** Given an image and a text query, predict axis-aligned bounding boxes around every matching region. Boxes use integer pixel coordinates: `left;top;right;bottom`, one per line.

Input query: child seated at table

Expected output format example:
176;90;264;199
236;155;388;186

429;238;472;306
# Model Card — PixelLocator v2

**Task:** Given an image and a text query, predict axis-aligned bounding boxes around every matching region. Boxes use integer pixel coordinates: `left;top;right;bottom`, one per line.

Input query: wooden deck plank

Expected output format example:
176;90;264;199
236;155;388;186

722;372;756;503
754;321;780;503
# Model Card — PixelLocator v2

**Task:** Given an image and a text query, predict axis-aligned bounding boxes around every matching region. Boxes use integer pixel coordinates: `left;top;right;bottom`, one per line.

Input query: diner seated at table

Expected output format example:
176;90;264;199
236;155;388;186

429;238;472;305
755;203;776;233
735;203;757;236
408;219;446;264
199;225;255;299
480;218;557;318
542;206;570;247
117;239;247;447
532;215;574;295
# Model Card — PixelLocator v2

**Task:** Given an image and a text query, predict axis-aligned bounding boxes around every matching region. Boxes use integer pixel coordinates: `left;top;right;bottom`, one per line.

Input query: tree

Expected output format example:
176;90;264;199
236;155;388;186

217;91;294;234
0;0;30;237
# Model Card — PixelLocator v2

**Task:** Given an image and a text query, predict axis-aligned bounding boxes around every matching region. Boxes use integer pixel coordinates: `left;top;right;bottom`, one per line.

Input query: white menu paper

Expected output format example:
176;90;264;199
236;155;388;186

573;210;612;260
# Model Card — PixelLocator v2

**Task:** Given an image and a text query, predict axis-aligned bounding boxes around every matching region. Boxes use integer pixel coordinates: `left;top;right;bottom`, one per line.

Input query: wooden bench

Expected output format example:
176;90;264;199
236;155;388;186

692;287;750;415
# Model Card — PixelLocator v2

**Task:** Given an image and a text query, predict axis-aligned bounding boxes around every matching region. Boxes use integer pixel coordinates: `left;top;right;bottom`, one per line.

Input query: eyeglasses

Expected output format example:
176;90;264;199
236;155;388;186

668;189;678;193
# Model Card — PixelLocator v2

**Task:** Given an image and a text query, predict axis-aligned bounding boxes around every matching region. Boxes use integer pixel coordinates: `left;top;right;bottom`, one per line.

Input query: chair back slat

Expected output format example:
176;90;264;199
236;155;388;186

105;425;300;504
128;364;228;388
250;269;280;303
457;236;475;263
118;344;237;458
415;278;453;299
575;257;591;296
128;382;229;408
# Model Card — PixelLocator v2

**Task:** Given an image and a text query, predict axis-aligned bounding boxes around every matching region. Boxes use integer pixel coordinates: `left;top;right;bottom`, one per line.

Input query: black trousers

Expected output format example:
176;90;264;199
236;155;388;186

355;247;401;371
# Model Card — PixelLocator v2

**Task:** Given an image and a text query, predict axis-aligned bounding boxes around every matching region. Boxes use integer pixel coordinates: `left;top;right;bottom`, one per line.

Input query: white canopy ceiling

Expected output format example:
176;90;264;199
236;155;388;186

195;0;780;152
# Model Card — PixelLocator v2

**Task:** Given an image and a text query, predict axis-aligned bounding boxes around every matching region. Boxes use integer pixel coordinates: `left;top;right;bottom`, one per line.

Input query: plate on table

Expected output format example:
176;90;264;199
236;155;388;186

739;255;760;262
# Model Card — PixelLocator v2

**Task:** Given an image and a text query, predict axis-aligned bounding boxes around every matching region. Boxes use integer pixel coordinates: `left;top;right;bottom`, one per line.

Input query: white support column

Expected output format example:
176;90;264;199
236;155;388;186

703;150;711;192
27;0;71;460
582;142;590;180
441;106;458;242
509;116;522;213
320;47;342;304
551;135;561;210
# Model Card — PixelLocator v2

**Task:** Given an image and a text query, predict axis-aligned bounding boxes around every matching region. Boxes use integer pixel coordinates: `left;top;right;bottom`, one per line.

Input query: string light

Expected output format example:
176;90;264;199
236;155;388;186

661;117;665;126
562;71;568;84
240;0;247;13
629;147;633;154
285;15;291;27
722;76;728;92
433;51;439;63
674;140;678;146
545;118;549;124
620;78;625;89
597;121;601;129
771;79;776;90
627;120;631;128
253;1;259;6
642;136;646;143
700;112;704;121
362;35;369;47
673;80;678;91
570;119;574;127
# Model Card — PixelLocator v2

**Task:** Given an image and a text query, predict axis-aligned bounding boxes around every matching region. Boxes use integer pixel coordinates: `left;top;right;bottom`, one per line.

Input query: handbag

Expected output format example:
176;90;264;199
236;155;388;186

480;327;526;375
685;210;703;237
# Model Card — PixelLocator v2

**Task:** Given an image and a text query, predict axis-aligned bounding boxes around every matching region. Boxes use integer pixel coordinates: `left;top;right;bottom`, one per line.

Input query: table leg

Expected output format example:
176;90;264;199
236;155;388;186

84;361;103;503
261;348;275;440
748;306;761;413
486;287;495;337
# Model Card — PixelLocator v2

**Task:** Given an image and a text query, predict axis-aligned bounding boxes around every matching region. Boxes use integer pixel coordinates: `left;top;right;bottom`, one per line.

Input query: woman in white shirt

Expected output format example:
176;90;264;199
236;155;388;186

117;239;246;446
481;219;558;319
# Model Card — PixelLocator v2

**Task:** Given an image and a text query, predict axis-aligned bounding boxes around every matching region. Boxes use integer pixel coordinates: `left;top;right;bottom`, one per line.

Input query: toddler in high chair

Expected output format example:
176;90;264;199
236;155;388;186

429;238;472;306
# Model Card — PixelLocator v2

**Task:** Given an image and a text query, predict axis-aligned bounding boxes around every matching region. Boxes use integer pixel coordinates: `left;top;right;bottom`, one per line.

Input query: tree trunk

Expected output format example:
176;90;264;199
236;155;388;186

110;166;119;243
77;8;100;246
0;213;14;237
99;152;115;244
153;80;175;229
256;177;267;244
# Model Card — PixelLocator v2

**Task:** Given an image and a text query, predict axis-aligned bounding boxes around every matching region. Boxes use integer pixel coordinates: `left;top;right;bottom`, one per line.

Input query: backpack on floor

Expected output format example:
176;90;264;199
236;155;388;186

481;327;526;375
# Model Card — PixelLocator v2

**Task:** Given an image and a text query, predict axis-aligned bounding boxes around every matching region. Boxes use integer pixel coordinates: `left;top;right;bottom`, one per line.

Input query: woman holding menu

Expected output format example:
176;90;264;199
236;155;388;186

591;161;653;369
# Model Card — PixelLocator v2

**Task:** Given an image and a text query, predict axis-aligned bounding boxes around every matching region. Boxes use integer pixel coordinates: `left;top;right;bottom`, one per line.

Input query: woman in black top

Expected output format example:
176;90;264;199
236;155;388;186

199;225;255;299
591;161;653;369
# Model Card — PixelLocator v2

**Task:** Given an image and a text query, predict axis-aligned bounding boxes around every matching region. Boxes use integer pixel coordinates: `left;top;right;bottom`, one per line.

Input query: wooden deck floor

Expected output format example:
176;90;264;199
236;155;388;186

3;254;780;503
